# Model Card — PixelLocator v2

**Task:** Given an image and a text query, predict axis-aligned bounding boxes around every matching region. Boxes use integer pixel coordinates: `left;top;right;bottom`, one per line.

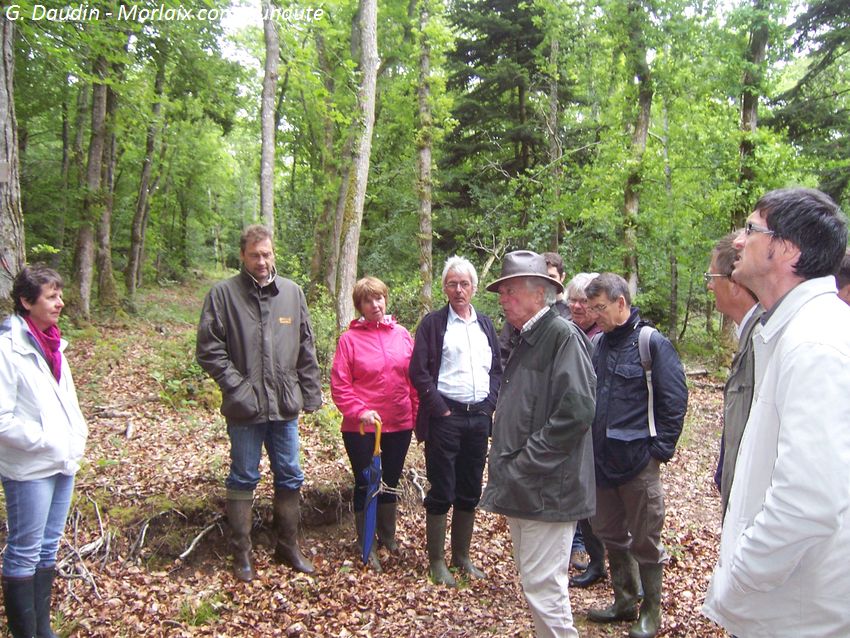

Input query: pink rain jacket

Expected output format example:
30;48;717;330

331;317;418;434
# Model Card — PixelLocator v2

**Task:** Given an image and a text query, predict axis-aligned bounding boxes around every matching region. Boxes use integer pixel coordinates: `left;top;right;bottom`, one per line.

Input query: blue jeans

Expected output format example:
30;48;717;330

226;419;303;493
1;473;75;578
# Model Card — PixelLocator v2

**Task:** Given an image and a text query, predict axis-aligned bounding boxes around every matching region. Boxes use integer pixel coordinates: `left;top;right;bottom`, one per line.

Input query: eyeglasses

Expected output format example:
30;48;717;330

703;272;730;284
745;222;774;236
567;297;588;306
445;281;472;290
587;303;608;315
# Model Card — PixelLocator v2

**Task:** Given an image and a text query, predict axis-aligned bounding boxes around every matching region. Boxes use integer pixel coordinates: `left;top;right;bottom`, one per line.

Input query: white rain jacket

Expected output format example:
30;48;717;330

702;276;850;637
0;314;88;481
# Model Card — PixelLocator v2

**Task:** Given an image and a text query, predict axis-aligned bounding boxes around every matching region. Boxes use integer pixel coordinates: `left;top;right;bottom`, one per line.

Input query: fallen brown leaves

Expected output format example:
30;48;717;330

1;283;731;637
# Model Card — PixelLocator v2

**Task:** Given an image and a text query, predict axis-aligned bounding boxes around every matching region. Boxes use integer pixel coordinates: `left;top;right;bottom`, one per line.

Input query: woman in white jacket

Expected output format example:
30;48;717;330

0;265;87;638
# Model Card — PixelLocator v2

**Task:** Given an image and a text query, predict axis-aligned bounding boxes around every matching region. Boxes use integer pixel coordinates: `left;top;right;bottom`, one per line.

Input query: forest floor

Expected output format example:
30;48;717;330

2;278;729;637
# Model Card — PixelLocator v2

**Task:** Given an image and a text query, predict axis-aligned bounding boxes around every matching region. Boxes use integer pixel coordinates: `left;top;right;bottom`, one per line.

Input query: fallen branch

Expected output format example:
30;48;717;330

178;514;225;561
405;467;427;501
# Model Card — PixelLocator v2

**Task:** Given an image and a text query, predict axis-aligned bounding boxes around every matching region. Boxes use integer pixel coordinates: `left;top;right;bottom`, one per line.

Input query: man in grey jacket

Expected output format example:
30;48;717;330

196;225;322;582
480;251;596;638
705;231;762;518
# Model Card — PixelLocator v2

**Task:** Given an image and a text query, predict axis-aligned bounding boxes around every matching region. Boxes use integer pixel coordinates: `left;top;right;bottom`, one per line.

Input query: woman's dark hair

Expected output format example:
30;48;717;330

12;265;64;316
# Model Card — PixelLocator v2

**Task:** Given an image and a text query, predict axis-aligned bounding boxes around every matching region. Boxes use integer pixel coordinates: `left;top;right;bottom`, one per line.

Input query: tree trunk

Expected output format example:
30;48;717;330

307;32;340;299
126;42;166;305
0;16;24;306
546;38;562;251
96;75;122;312
334;0;379;331
621;1;653;299
733;0;769;228
416;0;434;319
260;0;280;233
661;100;678;343
53;81;71;269
70;55;108;322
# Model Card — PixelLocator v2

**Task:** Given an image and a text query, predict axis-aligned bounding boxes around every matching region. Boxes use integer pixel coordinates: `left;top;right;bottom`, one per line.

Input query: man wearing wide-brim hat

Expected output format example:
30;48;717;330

479;250;597;638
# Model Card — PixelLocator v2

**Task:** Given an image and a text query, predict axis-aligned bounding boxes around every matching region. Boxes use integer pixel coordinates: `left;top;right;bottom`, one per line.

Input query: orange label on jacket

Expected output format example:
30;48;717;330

279;317;292;325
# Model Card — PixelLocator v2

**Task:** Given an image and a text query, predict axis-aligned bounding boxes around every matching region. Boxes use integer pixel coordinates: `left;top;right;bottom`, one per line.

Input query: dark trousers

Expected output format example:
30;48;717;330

424;413;490;515
343;429;412;511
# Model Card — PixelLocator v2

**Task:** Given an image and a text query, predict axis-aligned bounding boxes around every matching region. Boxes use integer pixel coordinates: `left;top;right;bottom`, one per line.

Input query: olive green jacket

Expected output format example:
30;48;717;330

720;304;763;517
480;309;597;522
196;270;322;425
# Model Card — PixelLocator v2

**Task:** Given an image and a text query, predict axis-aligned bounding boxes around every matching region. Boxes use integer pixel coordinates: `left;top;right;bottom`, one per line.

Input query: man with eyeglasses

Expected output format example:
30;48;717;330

702;188;850;637
409;255;501;587
583;273;688;638
705;232;762;520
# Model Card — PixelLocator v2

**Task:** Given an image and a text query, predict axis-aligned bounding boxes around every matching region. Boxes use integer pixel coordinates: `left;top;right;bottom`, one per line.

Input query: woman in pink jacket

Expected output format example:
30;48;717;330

331;277;418;571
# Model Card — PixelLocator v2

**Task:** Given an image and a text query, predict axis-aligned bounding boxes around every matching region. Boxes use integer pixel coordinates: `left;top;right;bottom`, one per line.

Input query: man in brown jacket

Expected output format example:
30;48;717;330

196;224;322;582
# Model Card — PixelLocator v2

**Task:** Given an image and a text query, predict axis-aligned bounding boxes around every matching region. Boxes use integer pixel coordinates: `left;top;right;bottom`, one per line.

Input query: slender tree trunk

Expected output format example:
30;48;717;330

0;16;24;305
53;82;71;269
661;100;678;342
733;0;769;228
546;38;562;251
70;56;108;322
334;0;379;331
126;42;166;305
622;1;653;299
178;181;191;271
260;0;280;232
416;0;434;319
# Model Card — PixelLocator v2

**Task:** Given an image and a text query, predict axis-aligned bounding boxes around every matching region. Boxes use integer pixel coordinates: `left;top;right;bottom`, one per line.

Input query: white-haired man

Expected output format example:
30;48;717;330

480;250;596;638
409;256;502;587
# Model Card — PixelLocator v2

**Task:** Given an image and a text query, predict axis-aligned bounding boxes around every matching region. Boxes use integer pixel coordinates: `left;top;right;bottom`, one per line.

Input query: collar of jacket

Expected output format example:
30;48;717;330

239;267;279;295
349;316;398;331
606;306;641;346
2;314;68;358
758;276;839;344
517;307;557;346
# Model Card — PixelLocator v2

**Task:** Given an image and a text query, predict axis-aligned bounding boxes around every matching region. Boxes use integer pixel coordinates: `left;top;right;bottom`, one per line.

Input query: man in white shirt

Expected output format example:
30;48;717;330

409;256;502;587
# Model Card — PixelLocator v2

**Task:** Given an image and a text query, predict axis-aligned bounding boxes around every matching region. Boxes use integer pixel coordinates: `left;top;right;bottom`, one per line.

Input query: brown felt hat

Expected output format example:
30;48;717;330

485;250;564;294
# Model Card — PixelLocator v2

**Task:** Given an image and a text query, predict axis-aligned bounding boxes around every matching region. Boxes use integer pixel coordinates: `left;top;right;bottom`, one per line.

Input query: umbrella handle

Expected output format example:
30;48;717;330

359;415;382;457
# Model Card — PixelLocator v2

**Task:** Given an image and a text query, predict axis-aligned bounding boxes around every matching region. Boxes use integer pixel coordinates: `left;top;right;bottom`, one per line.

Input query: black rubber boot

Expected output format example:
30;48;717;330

2;575;37;638
450;509;485;579
376;502;399;553
629;563;663;638
33;568;59;638
272;489;315;574
425;513;456;587
570;519;606;588
354;511;382;572
225;495;256;582
587;549;640;623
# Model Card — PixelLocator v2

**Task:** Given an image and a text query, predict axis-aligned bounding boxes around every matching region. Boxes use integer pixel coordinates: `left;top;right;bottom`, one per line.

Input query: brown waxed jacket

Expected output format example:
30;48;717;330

196;270;322;425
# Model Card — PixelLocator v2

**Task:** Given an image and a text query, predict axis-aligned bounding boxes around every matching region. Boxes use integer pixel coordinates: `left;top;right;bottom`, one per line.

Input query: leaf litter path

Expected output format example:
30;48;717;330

8;283;727;637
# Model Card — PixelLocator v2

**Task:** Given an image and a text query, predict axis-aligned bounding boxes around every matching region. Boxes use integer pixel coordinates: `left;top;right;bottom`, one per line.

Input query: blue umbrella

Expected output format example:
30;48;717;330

359;417;382;565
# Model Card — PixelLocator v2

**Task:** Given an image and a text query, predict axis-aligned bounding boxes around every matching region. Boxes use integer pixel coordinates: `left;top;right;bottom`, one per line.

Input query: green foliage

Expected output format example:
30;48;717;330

11;0;850;345
177;592;226;626
148;331;219;410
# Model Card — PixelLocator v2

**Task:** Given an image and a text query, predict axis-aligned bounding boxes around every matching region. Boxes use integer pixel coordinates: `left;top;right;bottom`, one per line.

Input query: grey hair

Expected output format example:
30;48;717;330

523;277;558;306
441;255;478;291
566;272;600;300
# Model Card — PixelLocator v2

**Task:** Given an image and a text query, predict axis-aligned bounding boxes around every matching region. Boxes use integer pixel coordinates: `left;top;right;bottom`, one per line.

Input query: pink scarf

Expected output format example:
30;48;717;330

24;315;62;382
